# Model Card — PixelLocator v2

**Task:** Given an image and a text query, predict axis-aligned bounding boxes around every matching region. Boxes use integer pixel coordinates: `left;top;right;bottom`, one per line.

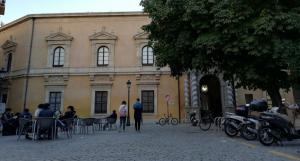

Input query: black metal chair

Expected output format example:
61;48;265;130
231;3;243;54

60;118;74;138
33;117;56;140
105;118;117;130
17;118;32;140
93;118;105;131
78;118;95;134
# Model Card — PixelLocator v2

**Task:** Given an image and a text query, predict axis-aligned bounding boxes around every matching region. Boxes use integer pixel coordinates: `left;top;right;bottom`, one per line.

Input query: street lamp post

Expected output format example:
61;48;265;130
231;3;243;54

126;80;131;126
200;84;208;121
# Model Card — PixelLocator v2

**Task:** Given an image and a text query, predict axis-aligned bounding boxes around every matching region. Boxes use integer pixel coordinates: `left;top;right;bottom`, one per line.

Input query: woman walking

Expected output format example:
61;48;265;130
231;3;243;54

119;101;127;132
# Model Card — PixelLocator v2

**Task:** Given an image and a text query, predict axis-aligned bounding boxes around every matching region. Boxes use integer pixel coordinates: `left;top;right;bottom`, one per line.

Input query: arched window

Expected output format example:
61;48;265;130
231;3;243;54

97;46;109;66
142;46;154;65
53;47;64;67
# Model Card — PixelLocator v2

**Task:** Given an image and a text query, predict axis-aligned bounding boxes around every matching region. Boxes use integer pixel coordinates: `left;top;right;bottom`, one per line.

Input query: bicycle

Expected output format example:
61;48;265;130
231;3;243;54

198;110;214;131
158;114;179;126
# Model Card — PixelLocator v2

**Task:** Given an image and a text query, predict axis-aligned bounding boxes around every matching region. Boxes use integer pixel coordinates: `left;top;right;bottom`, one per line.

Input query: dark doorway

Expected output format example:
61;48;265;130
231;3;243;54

200;75;223;118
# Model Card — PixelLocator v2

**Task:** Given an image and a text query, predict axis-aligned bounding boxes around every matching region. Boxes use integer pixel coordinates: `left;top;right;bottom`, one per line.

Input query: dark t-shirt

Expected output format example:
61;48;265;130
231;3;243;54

108;113;117;119
20;112;32;119
38;109;54;117
134;102;143;119
63;111;76;119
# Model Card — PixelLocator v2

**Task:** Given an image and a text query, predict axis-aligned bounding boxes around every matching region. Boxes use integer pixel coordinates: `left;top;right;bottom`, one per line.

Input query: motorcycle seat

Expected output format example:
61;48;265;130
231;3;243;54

248;115;260;119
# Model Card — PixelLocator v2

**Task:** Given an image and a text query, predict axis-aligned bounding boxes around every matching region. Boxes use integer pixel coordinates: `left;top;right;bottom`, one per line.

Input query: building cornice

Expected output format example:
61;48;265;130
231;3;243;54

2;66;171;78
0;11;148;32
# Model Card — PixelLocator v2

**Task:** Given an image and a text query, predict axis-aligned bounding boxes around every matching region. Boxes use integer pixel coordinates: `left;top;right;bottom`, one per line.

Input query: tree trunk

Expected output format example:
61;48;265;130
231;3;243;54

266;88;282;108
267;88;287;113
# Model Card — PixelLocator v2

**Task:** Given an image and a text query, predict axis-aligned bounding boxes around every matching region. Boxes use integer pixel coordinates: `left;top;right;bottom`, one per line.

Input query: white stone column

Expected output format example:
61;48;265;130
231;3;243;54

184;78;190;107
225;81;234;107
190;72;199;107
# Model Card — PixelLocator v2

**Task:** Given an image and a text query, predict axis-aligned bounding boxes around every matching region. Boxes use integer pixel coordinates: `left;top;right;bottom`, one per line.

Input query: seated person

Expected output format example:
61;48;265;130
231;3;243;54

37;103;54;139
103;110;117;130
60;106;77;120
38;103;54;117
34;104;43;117
20;108;32;119
58;106;77;129
1;108;18;136
19;108;33;139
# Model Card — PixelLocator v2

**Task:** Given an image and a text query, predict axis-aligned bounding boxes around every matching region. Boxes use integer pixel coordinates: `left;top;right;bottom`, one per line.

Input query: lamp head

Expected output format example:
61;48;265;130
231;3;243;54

201;85;208;93
126;80;131;88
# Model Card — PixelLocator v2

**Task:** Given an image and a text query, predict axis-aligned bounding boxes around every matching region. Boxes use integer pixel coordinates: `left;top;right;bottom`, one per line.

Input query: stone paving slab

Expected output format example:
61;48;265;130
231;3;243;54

0;123;299;161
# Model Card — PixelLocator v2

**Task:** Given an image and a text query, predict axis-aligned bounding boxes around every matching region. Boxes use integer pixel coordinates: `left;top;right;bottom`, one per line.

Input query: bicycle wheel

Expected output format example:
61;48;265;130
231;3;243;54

158;118;166;126
199;118;211;131
171;118;179;125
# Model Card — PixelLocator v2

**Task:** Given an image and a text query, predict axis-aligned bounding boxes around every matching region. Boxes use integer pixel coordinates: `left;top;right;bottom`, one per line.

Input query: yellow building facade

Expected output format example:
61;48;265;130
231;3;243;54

0;12;186;121
0;12;298;121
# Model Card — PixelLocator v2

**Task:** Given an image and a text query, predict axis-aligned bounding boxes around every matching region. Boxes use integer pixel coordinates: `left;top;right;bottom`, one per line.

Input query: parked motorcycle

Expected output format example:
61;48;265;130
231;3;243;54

224;112;245;137
240;116;261;140
258;104;300;146
224;104;262;140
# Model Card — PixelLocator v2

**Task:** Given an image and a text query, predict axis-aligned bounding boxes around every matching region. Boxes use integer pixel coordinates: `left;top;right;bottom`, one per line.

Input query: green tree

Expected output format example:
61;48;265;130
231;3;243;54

141;0;300;107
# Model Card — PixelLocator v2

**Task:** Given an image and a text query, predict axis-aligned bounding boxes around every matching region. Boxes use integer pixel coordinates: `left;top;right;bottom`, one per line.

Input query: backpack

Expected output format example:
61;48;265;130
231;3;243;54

120;106;127;117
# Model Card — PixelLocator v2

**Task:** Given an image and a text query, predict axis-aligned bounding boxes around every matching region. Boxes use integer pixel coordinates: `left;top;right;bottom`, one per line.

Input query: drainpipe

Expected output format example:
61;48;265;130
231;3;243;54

23;18;35;109
177;76;181;123
231;76;237;108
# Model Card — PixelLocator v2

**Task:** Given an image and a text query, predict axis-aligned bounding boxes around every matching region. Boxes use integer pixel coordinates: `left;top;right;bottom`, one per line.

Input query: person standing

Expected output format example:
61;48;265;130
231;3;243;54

118;101;127;132
133;98;143;132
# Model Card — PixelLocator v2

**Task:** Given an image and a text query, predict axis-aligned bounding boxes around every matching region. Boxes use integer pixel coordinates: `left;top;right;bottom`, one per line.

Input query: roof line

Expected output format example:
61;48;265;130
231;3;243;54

0;11;147;32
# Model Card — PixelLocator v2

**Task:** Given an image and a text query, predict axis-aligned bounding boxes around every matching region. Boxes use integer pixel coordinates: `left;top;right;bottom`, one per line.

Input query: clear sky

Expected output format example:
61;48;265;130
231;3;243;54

0;0;143;24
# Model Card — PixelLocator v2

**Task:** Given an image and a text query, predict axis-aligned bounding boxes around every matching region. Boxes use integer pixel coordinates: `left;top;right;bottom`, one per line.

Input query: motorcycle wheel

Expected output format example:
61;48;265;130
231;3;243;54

258;126;275;146
224;122;239;137
199;118;211;131
241;124;257;141
158;118;166;126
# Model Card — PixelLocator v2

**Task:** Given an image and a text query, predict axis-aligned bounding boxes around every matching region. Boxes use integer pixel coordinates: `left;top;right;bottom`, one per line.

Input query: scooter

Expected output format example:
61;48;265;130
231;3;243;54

239;116;262;140
224;105;262;140
224;112;246;137
258;104;300;146
239;106;291;141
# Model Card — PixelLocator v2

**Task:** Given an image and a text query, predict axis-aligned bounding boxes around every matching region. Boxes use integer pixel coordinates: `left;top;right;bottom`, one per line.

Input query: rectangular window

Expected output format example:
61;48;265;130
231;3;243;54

6;53;12;72
95;91;108;114
245;94;253;104
1;93;7;103
142;90;154;113
49;92;62;111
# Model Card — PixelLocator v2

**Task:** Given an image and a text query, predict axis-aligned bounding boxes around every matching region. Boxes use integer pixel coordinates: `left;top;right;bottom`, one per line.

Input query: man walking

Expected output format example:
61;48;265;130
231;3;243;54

133;98;143;132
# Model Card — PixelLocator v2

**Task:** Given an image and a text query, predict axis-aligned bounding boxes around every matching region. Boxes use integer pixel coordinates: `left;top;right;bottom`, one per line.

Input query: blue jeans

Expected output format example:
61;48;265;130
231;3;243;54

119;116;126;131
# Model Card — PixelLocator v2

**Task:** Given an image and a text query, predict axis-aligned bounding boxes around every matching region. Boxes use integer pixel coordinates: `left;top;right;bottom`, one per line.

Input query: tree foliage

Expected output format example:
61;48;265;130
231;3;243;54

141;0;300;106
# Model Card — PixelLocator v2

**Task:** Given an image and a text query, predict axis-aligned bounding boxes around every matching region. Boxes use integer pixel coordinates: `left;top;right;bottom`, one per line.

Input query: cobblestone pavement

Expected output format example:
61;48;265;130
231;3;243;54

0;123;299;161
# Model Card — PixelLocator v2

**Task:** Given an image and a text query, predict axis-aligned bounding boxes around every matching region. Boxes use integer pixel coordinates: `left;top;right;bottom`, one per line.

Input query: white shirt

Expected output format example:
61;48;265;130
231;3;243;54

34;108;42;117
119;104;128;117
